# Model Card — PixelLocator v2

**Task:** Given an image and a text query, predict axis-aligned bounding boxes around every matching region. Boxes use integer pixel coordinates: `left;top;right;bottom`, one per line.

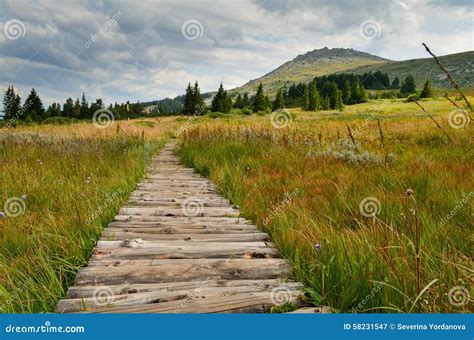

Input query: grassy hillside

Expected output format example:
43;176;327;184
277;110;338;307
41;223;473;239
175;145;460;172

233;48;388;96
351;50;474;89
230;48;473;98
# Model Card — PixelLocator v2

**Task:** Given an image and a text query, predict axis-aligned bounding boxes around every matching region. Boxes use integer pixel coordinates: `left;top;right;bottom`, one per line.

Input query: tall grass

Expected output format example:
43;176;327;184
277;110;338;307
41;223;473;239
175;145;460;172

177;112;473;312
0;129;166;312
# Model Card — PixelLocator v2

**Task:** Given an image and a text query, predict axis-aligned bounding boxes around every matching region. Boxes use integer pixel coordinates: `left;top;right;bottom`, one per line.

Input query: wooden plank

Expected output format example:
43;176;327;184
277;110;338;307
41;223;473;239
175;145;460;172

101;231;270;242
65;279;296;298
104;226;259;235
95;240;269;249
90;245;278;260
112;216;250;224
57;283;303;313
74;259;292;285
73;292;303;313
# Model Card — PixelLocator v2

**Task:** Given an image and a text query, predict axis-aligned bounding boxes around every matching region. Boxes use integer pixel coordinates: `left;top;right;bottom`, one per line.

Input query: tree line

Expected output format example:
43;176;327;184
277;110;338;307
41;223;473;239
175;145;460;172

179;71;432;116
2;87;145;123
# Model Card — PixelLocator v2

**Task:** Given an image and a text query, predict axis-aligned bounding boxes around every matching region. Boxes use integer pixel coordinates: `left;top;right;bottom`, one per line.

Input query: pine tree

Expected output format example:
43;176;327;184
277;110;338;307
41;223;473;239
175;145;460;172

73;98;81;118
2;86;21;120
350;79;367;103
400;75;416;95
63;98;74;118
193;81;205;114
420;80;433;98
211;83;231;113
335;89;344;110
90;98;104;117
307;83;320;111
46;103;62;118
233;94;243;109
341;80;352;104
272;89;285;111
242;93;250;108
391;77;400;89
182;83;195;115
302;86;309;110
23;88;45;121
321;96;330;110
80;93;89;118
252;83;268;112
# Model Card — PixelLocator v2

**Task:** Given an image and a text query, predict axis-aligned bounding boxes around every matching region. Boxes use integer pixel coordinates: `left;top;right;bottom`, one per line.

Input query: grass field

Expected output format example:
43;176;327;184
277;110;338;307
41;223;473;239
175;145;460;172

177;97;473;313
0;118;180;312
0;98;472;313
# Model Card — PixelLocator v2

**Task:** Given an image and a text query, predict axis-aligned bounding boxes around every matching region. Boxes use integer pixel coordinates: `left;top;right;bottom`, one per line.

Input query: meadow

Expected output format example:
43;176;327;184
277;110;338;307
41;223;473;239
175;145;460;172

177;97;473;312
0;118;180;312
0;98;472;313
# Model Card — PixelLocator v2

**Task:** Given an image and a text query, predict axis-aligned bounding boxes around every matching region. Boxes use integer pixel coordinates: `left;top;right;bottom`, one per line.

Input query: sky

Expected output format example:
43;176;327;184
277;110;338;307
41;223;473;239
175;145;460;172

0;0;473;107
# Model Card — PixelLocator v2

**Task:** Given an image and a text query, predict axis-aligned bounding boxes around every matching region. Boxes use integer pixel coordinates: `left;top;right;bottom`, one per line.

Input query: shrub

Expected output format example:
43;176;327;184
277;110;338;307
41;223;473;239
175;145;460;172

208;111;226;119
405;94;420;102
41;117;79;125
241;108;252;115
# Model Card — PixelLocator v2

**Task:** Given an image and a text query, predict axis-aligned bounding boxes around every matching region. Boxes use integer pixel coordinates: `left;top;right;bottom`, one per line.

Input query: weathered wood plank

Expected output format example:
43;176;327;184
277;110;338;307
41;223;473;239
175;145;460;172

65;279;295;298
74;259;292;285
91;245;278;260
74;292;303;313
96;240;269;249
57;283;303;313
101;231;270;242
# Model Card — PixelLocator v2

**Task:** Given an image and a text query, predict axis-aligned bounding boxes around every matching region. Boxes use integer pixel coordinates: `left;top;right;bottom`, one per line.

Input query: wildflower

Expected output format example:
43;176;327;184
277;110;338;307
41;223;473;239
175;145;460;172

85;176;92;184
0;211;5;218
37;159;43;165
20;194;27;201
406;188;414;196
314;243;321;251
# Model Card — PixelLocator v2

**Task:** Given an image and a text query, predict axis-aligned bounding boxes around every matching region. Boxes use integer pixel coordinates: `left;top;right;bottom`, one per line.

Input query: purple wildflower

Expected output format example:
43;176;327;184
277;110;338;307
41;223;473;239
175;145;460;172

20;194;27;201
0;211;5;218
314;243;321;251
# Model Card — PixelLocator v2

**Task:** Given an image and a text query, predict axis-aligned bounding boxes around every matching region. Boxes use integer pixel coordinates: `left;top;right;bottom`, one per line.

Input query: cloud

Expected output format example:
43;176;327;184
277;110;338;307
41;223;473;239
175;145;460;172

0;0;472;106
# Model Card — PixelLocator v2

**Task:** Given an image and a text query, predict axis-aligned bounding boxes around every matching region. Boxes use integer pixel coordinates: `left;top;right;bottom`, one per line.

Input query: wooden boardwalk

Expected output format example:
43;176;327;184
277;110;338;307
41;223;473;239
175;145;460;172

56;143;304;313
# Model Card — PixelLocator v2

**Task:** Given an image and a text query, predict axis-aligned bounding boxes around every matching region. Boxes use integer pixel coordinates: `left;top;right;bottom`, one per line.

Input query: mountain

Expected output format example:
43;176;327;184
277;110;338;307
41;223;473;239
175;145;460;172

231;47;474;96
233;47;389;95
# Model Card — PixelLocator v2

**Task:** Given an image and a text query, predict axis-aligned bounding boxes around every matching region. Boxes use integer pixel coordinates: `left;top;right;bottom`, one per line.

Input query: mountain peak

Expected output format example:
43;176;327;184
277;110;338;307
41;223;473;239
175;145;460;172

294;47;389;62
236;47;390;94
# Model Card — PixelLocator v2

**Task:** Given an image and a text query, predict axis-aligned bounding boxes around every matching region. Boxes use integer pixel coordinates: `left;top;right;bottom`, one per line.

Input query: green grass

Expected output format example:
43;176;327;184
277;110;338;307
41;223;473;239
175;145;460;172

177;100;473;313
0;131;166;312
